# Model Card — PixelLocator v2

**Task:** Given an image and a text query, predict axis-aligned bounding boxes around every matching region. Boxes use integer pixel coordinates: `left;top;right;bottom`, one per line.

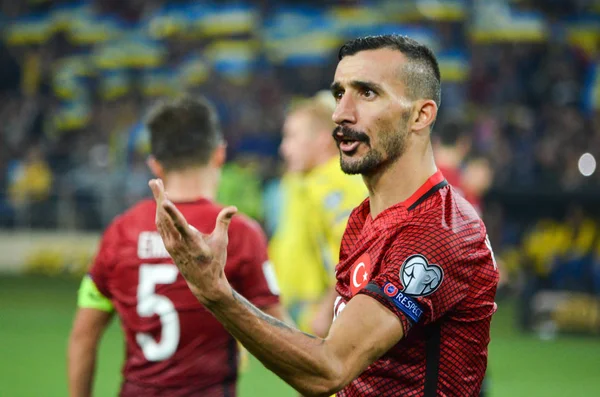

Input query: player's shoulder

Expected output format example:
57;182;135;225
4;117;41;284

96;199;155;243
229;210;261;232
180;199;266;240
226;213;268;263
348;196;370;221
118;198;156;222
404;185;486;246
102;200;149;232
341;197;370;239
412;185;482;224
229;213;268;248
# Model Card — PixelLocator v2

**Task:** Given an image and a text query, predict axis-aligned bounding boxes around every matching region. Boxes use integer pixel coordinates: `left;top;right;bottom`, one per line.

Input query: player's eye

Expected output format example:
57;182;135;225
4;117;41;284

332;90;344;101
362;89;376;99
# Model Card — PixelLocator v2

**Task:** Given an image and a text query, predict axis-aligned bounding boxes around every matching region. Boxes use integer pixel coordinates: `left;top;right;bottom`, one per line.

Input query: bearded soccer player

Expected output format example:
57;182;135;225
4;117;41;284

67;95;284;397
150;35;499;396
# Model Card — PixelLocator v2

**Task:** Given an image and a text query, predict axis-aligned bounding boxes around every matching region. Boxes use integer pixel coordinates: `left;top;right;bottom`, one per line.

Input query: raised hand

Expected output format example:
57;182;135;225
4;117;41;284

149;178;237;305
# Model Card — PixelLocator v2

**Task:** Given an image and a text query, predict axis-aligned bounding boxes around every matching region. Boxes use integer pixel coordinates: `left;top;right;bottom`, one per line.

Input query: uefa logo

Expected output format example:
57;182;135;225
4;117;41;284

384;283;398;297
400;255;443;297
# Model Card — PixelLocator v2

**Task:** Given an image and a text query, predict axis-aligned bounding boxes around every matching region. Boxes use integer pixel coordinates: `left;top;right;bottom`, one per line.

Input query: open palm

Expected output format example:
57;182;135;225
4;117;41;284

149;178;237;303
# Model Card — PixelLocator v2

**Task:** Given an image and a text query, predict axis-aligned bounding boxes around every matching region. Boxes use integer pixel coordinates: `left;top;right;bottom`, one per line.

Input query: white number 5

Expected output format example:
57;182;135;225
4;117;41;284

136;264;180;361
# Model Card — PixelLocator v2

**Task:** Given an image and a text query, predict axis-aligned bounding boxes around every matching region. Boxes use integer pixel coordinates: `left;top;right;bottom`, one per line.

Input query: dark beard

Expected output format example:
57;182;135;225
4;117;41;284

340;148;384;175
339;128;407;175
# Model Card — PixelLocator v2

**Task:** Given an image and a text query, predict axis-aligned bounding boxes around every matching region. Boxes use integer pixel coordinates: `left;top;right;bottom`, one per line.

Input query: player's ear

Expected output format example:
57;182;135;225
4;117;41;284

147;155;165;179
211;142;227;168
410;99;437;134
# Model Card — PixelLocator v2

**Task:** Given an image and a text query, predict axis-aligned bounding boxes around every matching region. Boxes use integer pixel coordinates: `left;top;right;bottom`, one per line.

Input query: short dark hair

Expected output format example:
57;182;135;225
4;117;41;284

146;95;223;171
338;35;441;108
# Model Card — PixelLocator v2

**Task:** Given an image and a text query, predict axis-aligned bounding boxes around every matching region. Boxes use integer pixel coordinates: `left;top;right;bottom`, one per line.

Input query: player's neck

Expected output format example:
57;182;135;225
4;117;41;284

162;167;219;202
364;141;437;219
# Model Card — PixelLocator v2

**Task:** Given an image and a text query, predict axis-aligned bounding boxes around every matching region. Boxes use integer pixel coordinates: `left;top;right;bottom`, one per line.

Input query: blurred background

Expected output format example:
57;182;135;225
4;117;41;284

0;0;599;396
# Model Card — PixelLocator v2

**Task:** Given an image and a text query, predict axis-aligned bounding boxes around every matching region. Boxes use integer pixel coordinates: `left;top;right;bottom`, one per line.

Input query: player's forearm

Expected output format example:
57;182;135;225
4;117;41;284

67;337;97;397
262;303;296;326
203;289;343;397
67;309;112;397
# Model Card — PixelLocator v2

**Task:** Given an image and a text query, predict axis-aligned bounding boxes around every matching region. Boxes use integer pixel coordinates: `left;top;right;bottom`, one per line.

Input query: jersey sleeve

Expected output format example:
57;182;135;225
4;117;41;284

77;275;114;312
358;223;494;334
233;219;281;309
87;217;121;299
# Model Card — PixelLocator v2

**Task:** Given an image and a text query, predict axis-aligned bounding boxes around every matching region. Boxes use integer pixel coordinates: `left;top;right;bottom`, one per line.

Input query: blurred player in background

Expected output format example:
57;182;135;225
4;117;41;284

150;35;499;396
461;154;494;215
433;121;493;214
270;91;367;336
67;95;285;397
432;122;470;193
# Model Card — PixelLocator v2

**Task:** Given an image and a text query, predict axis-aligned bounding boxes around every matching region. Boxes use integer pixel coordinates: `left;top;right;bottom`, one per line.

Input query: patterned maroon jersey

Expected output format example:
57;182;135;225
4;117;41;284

89;198;280;397
334;171;499;396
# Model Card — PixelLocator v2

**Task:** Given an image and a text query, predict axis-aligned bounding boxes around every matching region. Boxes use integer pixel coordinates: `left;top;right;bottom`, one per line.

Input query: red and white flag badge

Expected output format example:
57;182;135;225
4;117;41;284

350;253;373;295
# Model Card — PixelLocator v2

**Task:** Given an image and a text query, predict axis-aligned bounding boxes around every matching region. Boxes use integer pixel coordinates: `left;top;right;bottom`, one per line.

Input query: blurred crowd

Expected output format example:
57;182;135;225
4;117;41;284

0;0;599;235
500;204;600;335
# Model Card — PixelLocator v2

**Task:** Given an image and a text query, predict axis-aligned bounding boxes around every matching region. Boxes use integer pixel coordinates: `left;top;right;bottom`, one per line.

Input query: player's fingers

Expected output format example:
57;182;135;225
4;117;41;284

148;179;165;205
163;200;192;239
151;188;181;244
156;205;180;244
214;206;237;240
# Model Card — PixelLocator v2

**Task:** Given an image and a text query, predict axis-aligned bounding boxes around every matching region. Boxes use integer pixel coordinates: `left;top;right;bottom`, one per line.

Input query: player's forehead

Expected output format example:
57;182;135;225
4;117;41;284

333;48;407;90
283;110;311;135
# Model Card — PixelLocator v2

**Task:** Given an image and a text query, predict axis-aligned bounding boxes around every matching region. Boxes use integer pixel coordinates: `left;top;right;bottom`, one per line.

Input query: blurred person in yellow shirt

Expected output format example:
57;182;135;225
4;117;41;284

8;145;53;206
7;145;54;228
269;91;367;337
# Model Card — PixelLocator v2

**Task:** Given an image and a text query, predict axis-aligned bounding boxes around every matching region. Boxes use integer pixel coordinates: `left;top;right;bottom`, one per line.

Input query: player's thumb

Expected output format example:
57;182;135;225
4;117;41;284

214;206;237;240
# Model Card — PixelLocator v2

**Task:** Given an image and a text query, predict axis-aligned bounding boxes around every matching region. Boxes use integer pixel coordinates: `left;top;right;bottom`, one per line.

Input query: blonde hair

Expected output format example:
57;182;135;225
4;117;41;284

288;90;336;134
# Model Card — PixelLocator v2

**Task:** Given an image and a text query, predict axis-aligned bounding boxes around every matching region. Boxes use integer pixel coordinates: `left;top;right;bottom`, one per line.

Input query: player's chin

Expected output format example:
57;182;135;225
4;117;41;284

339;156;367;175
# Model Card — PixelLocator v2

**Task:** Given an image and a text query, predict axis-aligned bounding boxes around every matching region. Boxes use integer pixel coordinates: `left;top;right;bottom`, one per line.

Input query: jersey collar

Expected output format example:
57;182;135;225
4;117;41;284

362;170;448;233
401;170;447;210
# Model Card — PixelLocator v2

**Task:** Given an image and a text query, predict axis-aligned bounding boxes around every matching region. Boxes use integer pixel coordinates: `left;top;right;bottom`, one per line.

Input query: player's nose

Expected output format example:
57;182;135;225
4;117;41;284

332;94;357;126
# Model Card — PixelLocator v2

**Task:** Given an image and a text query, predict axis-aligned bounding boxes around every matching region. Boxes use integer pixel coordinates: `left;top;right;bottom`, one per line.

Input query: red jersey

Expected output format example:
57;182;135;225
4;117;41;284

333;171;498;397
89;198;280;397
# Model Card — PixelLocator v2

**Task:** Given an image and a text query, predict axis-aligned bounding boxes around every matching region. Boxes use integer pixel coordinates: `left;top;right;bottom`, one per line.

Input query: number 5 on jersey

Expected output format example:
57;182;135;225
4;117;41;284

136;264;180;361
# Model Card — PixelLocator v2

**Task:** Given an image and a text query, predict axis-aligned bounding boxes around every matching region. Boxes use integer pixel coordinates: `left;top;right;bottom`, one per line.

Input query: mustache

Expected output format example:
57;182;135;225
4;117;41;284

332;126;370;144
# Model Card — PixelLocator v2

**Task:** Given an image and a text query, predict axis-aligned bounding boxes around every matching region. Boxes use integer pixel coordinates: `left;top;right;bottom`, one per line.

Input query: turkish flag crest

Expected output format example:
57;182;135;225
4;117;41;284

349;253;372;295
